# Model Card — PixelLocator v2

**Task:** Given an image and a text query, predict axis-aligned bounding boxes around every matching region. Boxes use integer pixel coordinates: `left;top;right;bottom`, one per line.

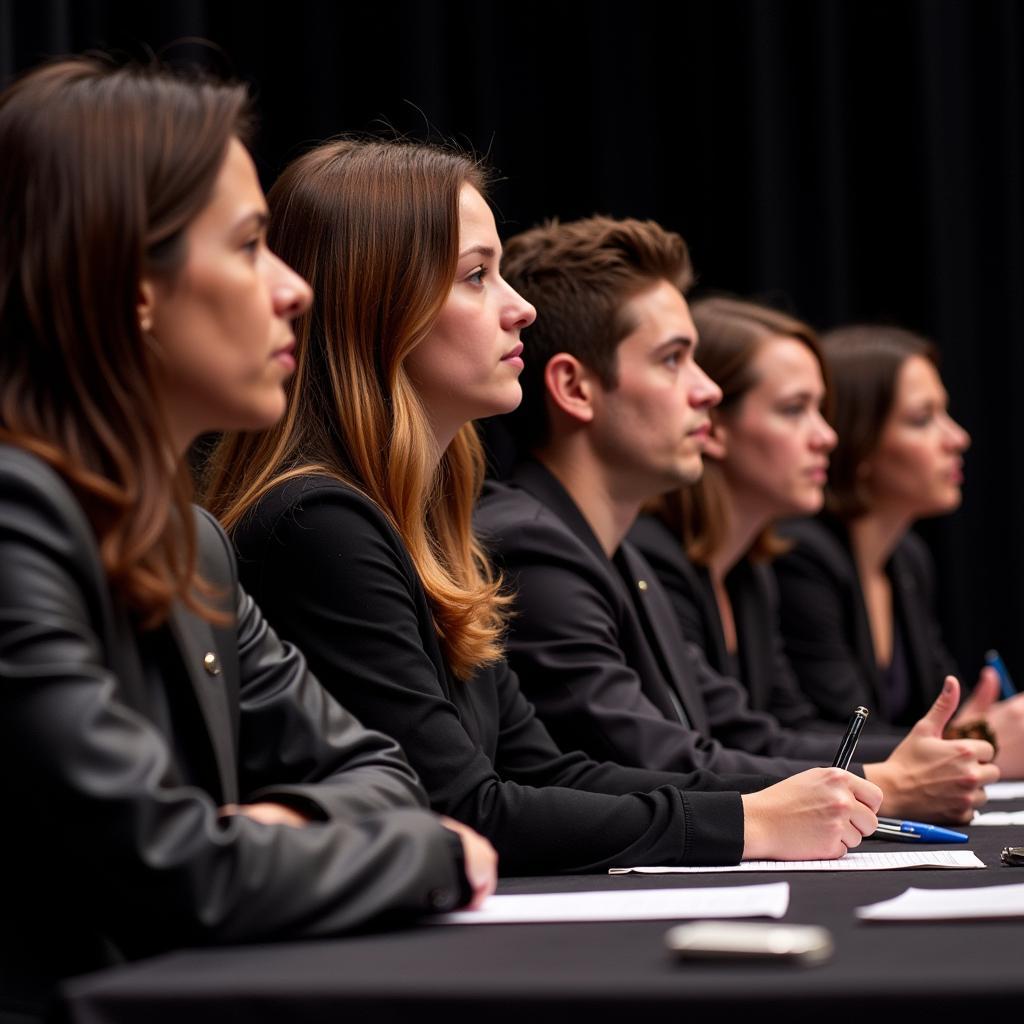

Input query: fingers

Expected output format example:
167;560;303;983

844;772;884;813
914;676;961;737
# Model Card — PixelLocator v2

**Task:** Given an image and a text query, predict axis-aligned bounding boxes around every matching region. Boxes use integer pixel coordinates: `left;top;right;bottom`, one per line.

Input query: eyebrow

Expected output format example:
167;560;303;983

458;244;498;260
653;335;694;355
236;210;269;233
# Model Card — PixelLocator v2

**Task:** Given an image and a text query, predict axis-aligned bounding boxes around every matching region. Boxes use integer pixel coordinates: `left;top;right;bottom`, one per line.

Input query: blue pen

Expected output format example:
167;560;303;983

874;817;968;843
985;649;1017;700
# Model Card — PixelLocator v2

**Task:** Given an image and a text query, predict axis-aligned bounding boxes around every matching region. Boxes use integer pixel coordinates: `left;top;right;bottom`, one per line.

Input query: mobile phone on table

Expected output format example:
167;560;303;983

665;921;833;965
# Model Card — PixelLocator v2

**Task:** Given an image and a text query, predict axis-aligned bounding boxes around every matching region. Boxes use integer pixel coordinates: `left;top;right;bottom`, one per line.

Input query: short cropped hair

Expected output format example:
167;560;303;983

501;216;693;451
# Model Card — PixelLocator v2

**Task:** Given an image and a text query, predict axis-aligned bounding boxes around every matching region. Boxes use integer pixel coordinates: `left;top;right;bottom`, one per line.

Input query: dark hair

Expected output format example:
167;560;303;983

648;296;827;564
203;140;510;681
499;216;693;452
0;56;250;626
821;324;939;520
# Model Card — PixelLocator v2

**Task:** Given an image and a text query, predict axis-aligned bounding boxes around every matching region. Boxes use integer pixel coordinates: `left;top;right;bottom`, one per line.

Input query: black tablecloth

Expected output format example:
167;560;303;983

60;819;1024;1024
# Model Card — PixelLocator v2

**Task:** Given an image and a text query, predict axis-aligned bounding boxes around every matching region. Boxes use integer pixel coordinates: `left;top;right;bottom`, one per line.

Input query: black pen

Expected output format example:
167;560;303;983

832;706;870;770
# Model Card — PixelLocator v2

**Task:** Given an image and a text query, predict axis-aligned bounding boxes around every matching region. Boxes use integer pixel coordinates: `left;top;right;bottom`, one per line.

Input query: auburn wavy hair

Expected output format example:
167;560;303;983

0;56;249;626
649;296;829;564
203;140;508;680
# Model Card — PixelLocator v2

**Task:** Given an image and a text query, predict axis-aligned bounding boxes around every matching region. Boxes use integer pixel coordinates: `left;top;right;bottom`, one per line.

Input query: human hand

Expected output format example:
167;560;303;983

438;815;498;910
740;767;881;860
953;667;1024;779
865;676;998;823
218;802;309;828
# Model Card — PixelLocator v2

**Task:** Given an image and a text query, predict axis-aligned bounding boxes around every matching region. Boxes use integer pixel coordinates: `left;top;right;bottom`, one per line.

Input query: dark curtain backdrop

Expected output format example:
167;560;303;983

2;0;1022;682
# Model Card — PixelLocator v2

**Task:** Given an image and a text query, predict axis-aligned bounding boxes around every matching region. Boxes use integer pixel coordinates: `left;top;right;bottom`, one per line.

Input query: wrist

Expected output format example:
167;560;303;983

740;792;768;859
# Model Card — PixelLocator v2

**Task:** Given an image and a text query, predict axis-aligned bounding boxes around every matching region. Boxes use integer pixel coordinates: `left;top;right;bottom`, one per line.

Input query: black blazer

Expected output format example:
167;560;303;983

474;462;880;780
0;447;466;1022
774;515;958;726
232;475;770;877
628;515;902;746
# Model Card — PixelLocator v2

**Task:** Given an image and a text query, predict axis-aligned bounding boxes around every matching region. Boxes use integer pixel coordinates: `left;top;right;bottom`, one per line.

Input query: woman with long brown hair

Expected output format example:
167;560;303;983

0;58;491;1020
205;139;886;876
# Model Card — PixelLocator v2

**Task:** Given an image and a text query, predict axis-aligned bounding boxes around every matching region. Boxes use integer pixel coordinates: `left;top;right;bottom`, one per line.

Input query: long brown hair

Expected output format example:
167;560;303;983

0;56;250;626
650;296;827;564
203;140;508;680
822;324;939;520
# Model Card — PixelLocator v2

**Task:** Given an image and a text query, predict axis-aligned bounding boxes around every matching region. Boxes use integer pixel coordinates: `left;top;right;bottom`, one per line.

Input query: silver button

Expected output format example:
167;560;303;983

203;652;221;677
637;579;648;591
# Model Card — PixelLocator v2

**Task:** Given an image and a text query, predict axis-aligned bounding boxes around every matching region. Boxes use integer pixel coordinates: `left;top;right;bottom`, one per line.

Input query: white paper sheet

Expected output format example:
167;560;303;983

984;781;1024;800
429;882;790;924
609;850;986;874
857;881;1024;921
972;808;1024;825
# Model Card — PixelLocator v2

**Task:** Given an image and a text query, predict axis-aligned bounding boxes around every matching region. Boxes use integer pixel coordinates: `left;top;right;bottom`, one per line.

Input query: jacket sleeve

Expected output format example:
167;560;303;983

233;485;754;873
0;458;468;958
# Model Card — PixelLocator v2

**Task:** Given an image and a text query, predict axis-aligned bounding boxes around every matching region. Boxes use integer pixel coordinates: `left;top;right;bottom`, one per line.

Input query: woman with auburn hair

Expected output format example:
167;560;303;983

772;326;1024;773
206;139;887;876
0;58;492;1020
631;297;903;750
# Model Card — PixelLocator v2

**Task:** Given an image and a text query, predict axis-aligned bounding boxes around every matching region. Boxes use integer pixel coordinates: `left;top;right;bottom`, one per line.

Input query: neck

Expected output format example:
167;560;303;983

847;507;912;577
536;437;643;557
706;488;770;585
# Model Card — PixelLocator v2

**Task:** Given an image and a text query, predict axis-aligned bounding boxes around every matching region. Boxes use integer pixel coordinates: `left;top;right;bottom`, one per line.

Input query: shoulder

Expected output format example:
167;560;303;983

0;444;100;566
236;475;408;559
775;516;854;581
475;478;577;554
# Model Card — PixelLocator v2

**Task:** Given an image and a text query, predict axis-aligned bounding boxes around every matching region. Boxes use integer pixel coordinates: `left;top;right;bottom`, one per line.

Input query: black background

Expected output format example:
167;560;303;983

3;0;1021;683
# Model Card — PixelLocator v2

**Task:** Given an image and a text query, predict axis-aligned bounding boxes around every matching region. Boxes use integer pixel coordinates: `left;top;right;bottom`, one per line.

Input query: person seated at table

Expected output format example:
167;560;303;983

203;139;884;879
474;215;997;823
632;297;905;734
772;324;1024;775
0;58;498;1023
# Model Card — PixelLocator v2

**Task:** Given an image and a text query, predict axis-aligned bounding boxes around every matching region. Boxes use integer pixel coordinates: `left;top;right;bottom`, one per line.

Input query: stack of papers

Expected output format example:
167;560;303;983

610;850;985;874
857;881;1024;921
431;882;790;924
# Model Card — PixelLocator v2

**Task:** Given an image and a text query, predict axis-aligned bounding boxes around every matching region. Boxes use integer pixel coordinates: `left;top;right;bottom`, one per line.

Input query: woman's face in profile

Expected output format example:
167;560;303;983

141;137;312;452
404;184;536;446
713;335;837;520
857;354;970;519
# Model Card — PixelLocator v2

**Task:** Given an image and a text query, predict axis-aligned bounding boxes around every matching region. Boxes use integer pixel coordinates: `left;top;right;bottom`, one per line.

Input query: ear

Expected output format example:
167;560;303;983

544;352;597;426
702;417;728;462
137;279;156;335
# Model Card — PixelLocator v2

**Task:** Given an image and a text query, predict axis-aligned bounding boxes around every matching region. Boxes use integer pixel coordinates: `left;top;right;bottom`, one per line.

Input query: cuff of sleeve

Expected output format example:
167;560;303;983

440;827;474;909
679;790;745;865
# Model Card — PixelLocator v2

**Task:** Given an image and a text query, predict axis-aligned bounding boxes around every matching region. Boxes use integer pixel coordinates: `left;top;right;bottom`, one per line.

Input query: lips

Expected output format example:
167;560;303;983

501;341;524;361
686;420;711;440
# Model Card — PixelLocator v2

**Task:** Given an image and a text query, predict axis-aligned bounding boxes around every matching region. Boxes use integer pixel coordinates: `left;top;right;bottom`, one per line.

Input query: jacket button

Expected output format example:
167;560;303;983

428;887;454;910
637;579;648;591
203;652;221;676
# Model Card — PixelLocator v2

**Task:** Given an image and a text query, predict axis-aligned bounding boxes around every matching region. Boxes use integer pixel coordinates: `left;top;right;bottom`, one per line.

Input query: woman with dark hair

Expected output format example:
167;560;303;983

772;325;1024;773
0;58;492;1021
205;139;884;879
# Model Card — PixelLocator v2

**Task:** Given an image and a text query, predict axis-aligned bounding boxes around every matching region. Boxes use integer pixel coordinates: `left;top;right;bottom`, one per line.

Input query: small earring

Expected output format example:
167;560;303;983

140;317;153;334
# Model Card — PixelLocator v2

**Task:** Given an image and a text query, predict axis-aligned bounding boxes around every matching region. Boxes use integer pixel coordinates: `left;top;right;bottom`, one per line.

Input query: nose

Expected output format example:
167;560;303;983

501;279;537;331
942;413;970;452
811;410;838;452
270;251;313;320
690;361;722;410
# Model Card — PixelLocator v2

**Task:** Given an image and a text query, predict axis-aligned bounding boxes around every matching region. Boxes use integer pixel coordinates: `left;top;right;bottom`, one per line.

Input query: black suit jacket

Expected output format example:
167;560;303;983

0;447;466;1022
474;462;881;779
628;515;901;748
774;515;958;726
232;475;771;878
